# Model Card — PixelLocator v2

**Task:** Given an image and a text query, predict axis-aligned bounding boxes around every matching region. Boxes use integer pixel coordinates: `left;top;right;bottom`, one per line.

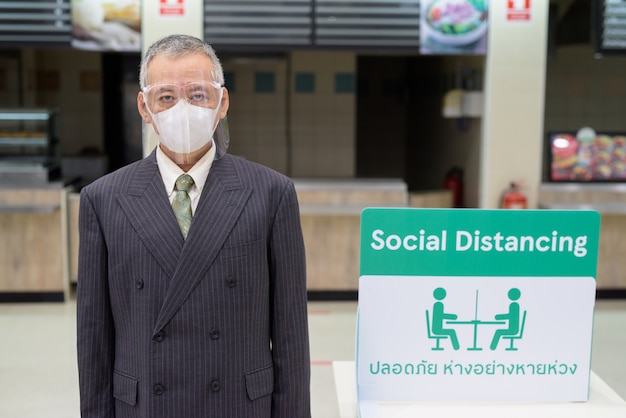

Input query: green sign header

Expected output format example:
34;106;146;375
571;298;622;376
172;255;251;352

359;208;600;277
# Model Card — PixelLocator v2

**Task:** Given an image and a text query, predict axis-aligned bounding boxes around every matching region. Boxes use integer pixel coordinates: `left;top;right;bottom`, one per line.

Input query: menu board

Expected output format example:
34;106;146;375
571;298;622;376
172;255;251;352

419;0;488;55
548;131;626;182
71;0;140;51
594;0;626;55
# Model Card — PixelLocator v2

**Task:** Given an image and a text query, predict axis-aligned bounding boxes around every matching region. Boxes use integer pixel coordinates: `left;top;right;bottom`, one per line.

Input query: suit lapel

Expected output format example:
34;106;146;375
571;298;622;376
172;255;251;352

153;155;252;333
117;151;184;278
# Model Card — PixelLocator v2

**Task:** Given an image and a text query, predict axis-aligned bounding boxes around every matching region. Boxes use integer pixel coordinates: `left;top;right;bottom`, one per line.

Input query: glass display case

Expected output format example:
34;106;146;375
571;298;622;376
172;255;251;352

0;108;60;185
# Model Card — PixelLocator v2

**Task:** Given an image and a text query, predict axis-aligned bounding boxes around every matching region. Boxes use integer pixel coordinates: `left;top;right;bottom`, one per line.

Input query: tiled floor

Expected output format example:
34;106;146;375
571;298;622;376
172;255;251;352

0;298;624;418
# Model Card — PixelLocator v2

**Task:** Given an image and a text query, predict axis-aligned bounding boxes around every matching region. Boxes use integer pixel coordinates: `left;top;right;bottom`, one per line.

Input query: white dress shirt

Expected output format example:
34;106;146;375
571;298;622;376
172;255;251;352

156;139;216;215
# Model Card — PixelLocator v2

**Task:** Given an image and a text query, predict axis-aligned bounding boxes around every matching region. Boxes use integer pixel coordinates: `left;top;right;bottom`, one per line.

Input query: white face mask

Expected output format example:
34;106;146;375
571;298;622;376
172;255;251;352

146;96;221;156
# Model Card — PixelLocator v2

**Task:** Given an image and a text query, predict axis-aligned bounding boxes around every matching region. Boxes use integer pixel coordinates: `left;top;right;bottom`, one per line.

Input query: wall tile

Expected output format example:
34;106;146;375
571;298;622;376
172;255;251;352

335;73;355;94
255;72;275;93
295;72;315;93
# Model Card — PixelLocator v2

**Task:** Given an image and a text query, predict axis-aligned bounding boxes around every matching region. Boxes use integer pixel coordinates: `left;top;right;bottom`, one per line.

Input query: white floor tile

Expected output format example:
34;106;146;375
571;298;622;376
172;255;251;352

0;298;624;417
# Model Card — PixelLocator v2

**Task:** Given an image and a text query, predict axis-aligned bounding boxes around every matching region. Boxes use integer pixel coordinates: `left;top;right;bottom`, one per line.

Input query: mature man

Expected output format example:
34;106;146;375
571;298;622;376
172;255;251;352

77;34;311;417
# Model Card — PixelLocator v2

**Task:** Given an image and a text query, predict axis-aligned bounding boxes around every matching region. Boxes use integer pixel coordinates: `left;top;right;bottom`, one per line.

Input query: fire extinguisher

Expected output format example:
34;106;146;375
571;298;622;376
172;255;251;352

443;166;464;208
501;182;527;209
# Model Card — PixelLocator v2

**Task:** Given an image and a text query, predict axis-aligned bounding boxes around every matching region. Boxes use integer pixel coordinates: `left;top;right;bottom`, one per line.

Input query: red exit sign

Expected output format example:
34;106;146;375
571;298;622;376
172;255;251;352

507;0;531;22
160;0;185;16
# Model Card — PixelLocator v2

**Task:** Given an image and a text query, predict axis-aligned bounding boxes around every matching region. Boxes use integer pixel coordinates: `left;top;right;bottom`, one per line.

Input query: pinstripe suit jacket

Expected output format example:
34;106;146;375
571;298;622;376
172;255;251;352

77;150;310;418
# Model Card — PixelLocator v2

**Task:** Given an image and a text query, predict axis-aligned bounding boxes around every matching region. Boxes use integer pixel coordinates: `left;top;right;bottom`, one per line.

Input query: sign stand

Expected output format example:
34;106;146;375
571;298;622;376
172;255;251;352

356;208;600;416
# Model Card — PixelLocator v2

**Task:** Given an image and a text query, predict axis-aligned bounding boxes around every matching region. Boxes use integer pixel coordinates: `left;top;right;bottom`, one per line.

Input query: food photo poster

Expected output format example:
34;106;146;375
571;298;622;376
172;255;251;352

549;128;626;182
71;0;141;51
420;0;489;55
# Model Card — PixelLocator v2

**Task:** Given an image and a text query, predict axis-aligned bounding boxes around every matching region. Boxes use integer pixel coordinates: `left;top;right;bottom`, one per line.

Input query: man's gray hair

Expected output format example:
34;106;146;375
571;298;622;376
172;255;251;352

139;34;224;88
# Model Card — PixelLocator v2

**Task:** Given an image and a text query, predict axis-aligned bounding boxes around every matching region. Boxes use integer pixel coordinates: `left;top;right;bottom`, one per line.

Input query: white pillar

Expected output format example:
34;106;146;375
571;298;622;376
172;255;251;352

480;1;549;208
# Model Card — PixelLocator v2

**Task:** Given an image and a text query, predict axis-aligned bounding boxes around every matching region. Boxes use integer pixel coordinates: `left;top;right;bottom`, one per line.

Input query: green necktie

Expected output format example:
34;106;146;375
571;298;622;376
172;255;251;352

172;174;194;239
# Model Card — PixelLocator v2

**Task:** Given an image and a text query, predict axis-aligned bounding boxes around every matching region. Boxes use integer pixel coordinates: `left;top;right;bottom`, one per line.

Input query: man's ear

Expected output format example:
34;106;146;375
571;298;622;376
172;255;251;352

218;87;230;119
137;91;153;125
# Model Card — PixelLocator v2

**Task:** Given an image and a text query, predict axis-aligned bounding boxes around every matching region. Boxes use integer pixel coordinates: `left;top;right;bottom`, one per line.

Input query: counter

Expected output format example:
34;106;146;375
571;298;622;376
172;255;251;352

0;183;71;302
539;183;626;291
295;179;408;293
37;181;626;301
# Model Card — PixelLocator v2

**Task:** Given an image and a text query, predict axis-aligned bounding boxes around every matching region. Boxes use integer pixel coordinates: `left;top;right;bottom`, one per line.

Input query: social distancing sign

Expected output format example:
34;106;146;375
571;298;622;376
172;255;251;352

356;208;600;413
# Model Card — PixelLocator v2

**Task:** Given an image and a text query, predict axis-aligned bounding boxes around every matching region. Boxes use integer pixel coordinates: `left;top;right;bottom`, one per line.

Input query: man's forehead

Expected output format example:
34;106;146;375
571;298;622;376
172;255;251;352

146;55;216;84
147;71;216;86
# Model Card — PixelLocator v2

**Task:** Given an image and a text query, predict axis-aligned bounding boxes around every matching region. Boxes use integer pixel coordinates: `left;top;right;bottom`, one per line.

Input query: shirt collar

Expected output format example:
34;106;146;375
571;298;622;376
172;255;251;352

156;138;216;196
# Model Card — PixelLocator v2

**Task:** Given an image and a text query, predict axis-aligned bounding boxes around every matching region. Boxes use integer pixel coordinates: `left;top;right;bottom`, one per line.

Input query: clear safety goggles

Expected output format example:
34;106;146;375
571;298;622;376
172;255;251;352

142;80;223;113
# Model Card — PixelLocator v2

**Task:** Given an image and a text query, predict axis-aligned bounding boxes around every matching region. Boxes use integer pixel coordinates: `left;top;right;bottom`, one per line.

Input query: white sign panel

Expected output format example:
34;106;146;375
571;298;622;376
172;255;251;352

357;275;595;403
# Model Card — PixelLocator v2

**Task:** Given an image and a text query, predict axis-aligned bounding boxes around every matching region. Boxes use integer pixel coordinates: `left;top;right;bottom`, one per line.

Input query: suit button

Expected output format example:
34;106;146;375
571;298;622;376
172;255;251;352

209;328;220;340
226;277;237;288
154;331;166;342
136;279;144;289
153;384;165;395
210;380;221;392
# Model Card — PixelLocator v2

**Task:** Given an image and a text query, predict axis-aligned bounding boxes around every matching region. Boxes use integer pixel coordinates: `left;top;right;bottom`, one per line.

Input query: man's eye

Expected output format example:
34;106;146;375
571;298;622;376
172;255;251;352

159;94;176;102
190;92;208;101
